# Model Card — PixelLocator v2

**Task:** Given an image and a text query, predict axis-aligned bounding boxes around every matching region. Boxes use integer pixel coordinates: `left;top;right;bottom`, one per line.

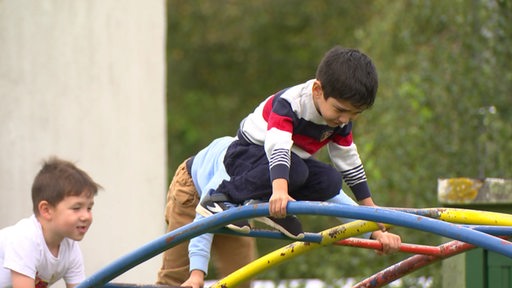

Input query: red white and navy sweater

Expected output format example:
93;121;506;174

238;79;371;201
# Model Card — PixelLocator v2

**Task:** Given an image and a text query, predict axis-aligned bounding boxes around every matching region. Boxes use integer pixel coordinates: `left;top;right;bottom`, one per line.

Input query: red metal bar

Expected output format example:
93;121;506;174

335;238;442;256
352;240;475;288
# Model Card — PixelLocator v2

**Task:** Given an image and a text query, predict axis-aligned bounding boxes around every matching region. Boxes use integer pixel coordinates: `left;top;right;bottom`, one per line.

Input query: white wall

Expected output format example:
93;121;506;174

0;0;167;285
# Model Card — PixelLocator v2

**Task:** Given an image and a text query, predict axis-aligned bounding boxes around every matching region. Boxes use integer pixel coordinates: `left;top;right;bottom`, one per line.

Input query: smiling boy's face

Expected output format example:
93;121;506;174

48;192;95;242
312;80;364;127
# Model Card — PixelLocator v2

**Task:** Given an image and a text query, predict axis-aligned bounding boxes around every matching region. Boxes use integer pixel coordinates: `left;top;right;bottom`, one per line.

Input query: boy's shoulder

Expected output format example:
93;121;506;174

1;215;79;257
1;215;36;231
1;216;41;245
280;79;315;98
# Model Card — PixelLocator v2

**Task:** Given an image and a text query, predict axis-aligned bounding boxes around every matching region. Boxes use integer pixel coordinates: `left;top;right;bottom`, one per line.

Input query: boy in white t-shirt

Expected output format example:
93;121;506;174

0;157;101;288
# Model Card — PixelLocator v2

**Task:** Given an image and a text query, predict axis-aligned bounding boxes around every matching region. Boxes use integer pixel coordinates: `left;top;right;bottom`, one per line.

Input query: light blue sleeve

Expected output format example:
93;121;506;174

188;136;235;274
325;190;372;239
188;213;214;274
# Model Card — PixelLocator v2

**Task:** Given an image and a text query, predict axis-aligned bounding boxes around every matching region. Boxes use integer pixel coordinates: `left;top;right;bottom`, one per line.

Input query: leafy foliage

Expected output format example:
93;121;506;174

166;0;512;285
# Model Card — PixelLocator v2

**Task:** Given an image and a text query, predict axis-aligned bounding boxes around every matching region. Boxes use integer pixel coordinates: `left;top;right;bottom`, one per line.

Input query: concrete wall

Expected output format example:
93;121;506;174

0;0;167;285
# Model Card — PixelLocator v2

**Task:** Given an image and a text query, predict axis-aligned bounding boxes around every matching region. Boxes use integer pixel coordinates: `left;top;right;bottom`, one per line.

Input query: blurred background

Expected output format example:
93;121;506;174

166;1;511;287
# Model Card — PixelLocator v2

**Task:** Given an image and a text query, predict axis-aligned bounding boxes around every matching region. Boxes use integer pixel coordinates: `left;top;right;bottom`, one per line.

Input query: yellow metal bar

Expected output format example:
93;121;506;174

389;207;512;226
211;220;384;288
434;208;512;226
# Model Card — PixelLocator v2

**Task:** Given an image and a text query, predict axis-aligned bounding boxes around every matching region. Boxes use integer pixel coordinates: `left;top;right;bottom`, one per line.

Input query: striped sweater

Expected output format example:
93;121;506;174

239;79;371;200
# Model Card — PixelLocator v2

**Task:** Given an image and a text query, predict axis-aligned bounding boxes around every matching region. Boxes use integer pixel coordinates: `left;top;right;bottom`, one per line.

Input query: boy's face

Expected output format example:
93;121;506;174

48;192;95;242
312;80;364;127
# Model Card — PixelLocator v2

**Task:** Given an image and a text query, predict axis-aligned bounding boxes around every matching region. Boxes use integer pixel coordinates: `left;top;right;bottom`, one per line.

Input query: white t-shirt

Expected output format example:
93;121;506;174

0;215;85;288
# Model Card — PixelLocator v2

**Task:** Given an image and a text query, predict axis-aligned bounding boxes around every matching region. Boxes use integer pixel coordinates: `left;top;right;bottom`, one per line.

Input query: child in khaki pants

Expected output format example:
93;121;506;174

156;154;256;288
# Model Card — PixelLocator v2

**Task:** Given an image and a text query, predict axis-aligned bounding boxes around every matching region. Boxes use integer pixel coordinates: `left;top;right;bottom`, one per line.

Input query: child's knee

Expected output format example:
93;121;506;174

322;170;343;199
289;156;309;189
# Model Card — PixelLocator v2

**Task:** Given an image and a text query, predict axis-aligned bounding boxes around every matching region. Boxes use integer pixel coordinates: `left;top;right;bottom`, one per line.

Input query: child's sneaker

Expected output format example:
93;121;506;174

255;215;305;240
196;190;251;233
244;199;304;239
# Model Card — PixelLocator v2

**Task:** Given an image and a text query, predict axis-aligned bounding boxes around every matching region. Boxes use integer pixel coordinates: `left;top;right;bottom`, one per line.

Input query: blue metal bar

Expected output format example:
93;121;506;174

217;225;512;242
469;225;512;236
215;228;324;242
77;202;512;288
285;202;511;254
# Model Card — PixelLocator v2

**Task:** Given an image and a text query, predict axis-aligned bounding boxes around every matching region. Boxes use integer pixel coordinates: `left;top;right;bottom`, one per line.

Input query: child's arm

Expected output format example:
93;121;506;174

10;270;35;288
358;197;392;231
184;212;215;288
358;197;402;254
269;178;295;218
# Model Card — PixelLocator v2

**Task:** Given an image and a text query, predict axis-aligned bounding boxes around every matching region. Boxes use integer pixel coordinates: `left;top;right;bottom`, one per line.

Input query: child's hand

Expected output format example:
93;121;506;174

371;230;401;255
181;270;205;288
270;178;293;218
269;191;295;218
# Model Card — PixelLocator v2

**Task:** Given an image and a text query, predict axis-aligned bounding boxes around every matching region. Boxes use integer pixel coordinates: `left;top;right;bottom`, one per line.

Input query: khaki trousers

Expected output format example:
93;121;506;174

156;160;256;287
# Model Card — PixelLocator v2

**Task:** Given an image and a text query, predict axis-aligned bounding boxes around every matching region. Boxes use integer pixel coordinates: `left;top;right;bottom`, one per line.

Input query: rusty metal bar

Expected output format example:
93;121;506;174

334;238;443;256
353;240;475;288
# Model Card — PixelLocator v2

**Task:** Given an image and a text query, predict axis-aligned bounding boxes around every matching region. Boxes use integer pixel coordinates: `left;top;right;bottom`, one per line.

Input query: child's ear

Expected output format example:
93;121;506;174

38;201;53;220
312;80;323;99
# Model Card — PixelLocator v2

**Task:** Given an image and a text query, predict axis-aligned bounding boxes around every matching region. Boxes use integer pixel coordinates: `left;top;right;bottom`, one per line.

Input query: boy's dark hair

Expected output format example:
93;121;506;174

315;46;378;109
31;156;102;215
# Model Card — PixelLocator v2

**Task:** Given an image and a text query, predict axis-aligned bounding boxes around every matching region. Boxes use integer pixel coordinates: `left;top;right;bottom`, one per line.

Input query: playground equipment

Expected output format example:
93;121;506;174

77;202;512;288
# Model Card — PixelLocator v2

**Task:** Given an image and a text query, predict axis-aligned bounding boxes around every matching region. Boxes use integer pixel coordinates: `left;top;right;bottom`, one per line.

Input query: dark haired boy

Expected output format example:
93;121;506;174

197;46;401;250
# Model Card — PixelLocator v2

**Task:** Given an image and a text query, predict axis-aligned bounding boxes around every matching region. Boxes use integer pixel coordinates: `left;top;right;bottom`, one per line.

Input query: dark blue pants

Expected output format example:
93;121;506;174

216;138;342;204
